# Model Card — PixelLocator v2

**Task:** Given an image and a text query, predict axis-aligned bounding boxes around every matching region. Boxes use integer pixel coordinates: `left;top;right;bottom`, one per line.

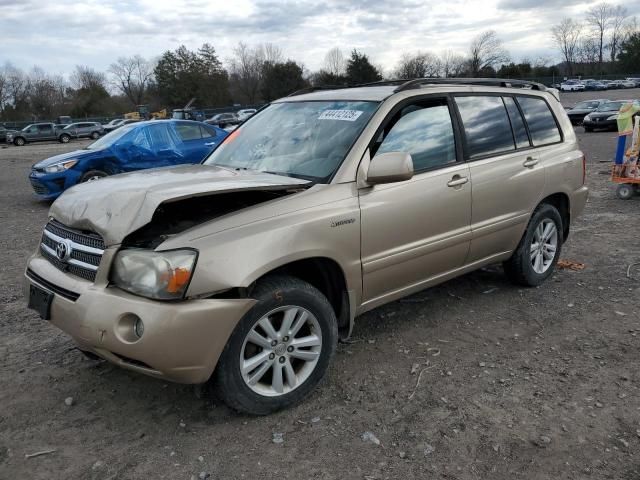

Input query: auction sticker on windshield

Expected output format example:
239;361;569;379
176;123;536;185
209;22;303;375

318;110;363;121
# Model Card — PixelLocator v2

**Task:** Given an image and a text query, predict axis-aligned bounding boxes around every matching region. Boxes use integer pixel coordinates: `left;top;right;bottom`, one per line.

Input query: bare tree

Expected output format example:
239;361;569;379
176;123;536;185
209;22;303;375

394;52;441;78
609;5;628;62
228;42;264;103
467;30;510;76
260;43;283;66
440;50;467;77
109;55;154;106
71;65;107;91
578;36;600;71
551;18;582;76
323;47;346;77
586;2;614;69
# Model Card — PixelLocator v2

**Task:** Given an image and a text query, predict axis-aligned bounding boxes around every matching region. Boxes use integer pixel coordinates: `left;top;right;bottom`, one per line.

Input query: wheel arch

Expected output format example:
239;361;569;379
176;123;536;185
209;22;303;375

539;192;570;241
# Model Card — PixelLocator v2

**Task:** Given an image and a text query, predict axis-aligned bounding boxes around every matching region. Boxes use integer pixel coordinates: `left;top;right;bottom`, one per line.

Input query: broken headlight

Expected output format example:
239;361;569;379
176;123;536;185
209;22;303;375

111;249;198;300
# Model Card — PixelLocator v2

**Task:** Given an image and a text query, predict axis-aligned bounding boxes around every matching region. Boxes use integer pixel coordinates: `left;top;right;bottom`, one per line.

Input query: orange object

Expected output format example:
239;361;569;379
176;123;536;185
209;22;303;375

557;260;586;271
166;267;191;293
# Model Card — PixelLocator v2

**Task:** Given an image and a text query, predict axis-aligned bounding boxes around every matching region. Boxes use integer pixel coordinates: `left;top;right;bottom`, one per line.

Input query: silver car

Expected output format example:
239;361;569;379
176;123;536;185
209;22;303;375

63;122;104;140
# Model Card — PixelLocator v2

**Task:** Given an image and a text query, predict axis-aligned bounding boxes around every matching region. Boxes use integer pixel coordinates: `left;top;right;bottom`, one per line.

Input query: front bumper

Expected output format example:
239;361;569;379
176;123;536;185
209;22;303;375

28;169;83;200
583;118;616;130
25;253;255;384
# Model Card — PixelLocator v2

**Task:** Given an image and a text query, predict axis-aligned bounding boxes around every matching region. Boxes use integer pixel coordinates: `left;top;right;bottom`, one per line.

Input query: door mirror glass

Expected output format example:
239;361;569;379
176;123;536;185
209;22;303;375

367;152;414;185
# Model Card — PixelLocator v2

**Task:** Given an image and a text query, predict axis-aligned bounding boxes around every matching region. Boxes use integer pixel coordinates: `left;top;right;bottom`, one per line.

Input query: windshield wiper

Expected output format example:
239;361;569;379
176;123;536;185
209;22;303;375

261;170;317;182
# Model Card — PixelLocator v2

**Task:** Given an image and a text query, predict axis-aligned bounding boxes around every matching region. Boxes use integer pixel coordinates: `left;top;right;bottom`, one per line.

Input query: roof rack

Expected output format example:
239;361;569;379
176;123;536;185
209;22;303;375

393;78;547;93
287;85;351;97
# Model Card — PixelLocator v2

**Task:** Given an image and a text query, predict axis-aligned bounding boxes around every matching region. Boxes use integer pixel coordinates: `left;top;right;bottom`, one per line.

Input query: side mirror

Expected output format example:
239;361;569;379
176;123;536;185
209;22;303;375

366;152;414;185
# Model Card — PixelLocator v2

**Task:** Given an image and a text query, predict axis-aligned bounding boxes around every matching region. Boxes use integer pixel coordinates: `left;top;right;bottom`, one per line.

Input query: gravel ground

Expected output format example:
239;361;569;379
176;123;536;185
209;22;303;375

1;93;639;479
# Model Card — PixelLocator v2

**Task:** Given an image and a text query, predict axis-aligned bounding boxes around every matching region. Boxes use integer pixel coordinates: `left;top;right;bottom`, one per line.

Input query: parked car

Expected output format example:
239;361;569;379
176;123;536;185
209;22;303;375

583;100;636;131
566;99;609;125
103;118;139;133
0;124;9;143
206;112;240;128
56;116;73;126
560;80;585;91
102;119;125;131
602;80;621;89
6;123;74;146
237;109;257;121
626;77;640;87
28;120;228;200
582;80;607;91
63;122;104;140
24;79;589;414
620;79;636;88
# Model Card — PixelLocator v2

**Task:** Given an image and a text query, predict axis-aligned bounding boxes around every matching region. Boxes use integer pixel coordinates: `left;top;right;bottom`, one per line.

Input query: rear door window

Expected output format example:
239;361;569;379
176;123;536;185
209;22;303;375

175;123;203;141
200;126;216;138
454;96;515;159
148;124;178;151
503;97;530;149
516;96;561;146
374;100;457;171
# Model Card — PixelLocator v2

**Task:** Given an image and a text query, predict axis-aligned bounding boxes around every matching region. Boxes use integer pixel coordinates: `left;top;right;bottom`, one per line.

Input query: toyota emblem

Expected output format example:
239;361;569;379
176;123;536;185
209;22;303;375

55;240;71;262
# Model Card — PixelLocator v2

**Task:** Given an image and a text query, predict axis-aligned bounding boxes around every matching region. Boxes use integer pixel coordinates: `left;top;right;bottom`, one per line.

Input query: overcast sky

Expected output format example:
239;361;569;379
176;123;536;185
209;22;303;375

1;0;637;77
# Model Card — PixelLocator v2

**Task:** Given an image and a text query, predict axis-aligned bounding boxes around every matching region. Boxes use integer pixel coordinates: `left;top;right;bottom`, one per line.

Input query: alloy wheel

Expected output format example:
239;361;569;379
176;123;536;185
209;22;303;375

240;305;322;397
530;219;558;274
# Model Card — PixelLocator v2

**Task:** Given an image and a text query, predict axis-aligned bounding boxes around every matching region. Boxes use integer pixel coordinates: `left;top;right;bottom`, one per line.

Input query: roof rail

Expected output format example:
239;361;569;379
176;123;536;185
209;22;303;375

393;77;547;93
287;85;351;97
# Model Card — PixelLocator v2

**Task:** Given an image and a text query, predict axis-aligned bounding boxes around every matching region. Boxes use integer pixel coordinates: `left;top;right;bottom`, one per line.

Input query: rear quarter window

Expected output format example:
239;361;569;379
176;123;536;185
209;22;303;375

516;96;562;146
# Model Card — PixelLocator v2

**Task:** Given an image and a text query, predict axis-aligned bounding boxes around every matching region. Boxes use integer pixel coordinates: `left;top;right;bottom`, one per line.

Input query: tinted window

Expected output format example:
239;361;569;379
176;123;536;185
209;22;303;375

516;96;561;146
503;97;530;149
175;123;202;141
375;102;456;171
37;124;53;133
200;126;215;138
455;96;515;158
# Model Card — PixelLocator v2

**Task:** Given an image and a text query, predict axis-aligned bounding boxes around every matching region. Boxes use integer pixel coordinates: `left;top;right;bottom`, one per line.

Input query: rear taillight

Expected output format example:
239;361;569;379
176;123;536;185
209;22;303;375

582;154;586;185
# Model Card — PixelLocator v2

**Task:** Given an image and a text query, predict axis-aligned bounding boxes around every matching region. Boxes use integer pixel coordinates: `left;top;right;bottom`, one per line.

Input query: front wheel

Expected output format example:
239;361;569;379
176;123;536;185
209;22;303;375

13;137;25;146
90;131;100;139
503;204;563;287
59;134;70;143
79;170;108;182
212;275;338;415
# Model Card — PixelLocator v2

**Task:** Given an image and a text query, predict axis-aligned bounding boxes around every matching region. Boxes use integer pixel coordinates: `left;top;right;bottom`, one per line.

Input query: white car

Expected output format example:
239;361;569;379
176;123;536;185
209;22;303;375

620;79;637;88
237;109;257;121
560;80;586;92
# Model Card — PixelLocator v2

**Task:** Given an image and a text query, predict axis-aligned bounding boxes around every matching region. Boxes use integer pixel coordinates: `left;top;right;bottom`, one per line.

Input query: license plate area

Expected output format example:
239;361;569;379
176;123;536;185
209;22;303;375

28;284;54;320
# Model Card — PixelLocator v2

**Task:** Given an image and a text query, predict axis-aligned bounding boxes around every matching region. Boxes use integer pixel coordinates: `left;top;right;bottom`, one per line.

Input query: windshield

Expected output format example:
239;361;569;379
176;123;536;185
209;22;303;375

597;101;626;112
204;101;379;182
85;123;139;150
574;101;599;109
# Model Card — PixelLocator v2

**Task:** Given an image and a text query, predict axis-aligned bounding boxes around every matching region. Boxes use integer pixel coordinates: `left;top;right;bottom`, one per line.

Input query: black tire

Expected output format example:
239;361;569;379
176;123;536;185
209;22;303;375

13;137;25;146
90;131;100;139
616;184;634;200
503;203;563;287
79;170;108;182
212;275;338;415
59;134;70;143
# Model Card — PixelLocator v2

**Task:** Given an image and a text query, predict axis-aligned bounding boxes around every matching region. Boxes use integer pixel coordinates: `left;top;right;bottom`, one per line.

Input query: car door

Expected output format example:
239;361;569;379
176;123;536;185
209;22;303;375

359;97;472;305
37;124;55;140
173;122;218;163
452;95;548;263
115;127;156;172
147;123;185;167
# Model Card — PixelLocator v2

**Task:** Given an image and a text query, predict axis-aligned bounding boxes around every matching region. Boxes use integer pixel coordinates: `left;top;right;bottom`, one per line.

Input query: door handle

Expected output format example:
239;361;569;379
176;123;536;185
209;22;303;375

523;156;539;168
447;175;469;188
205;142;216;146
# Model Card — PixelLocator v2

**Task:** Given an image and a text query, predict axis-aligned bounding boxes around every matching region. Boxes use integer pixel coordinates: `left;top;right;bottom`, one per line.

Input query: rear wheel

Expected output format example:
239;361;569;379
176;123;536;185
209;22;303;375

59;134;70;143
79;170;108;182
212;275;338;415
90;131;100;139
503;204;562;287
13;137;25;146
616;184;634;200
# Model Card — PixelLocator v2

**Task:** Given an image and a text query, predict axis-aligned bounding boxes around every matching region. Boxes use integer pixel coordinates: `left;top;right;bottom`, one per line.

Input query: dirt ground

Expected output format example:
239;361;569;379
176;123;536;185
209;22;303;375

1;91;639;480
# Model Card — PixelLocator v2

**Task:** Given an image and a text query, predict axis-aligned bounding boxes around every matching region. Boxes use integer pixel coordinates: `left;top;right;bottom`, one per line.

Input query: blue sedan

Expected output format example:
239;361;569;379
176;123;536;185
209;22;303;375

29;120;228;200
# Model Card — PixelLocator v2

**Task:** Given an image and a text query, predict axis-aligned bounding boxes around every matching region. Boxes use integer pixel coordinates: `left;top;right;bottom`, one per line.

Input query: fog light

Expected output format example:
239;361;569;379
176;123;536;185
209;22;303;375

134;318;144;338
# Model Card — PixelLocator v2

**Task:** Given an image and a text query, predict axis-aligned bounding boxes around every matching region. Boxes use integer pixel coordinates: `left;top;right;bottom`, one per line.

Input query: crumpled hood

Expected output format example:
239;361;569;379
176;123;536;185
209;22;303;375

49;164;309;246
33;149;101;169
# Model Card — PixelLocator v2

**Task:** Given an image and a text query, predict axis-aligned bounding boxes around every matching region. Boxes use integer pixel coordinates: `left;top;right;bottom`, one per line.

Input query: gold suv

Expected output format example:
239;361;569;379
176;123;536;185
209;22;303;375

25;79;588;414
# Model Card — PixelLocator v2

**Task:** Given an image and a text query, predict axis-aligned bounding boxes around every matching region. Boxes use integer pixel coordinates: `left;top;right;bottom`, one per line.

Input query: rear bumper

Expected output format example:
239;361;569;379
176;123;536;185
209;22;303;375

583;118;616;130
570;185;589;220
24;254;255;384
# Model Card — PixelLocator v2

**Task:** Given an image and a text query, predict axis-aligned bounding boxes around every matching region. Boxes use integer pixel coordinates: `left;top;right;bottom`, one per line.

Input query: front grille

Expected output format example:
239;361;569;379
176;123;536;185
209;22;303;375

40;220;105;282
30;179;48;195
